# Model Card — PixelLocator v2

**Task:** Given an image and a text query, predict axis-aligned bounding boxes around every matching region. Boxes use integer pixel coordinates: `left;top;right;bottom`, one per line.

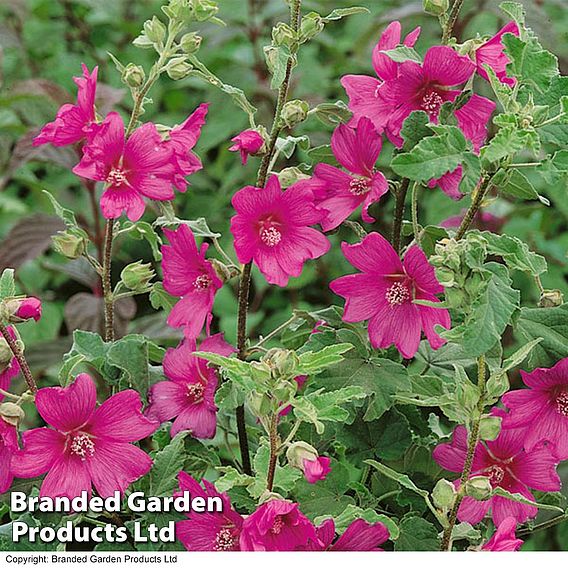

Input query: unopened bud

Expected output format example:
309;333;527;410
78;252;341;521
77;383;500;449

286;441;318;469
246;391;273;418
539;289;564;308
432;478;456;509
0;402;24;427
435;267;455;287
272;22;297;49
180;32;202;54
479;415;501;441
210;259;238;283
299;12;324;43
143;16;166;45
281;100;309;129
122;63;145;88
3;297;42;324
423;0;449;16
193;0;219;21
278;167;310;188
52;230;86;260
166;57;193;80
0;337;12;367
120;261;155;291
465;476;493;501
262;348;300;379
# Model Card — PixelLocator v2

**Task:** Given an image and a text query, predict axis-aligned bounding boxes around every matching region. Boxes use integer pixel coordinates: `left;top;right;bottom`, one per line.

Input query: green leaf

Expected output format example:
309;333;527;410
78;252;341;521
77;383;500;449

0;268;16;300
324;504;399;540
312;101;352;126
58;353;86;386
500;169;548;203
499;1;525;25
43;191;83;230
248;445;302;498
458;153;482;194
381;46;422;64
493;487;565;513
297;343;353;375
120;221;162;261
107;334;150;399
149;282;177;312
395;517;439;551
214;466;253;492
481;126;524;163
153;217;221;238
322;7;370;22
275;135;310;158
195;352;263;393
400;111;434;151
307;144;336;165
365;460;429;498
515;305;568;368
391;126;467;181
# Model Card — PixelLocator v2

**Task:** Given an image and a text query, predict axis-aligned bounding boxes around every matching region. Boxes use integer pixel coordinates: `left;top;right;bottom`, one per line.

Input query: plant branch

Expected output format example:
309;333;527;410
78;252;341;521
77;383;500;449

442;0;466;44
517;512;568;537
266;413;280;491
102;220;115;342
455;176;491;241
391;178;410;253
411;182;421;245
441;354;486;551
0;324;37;394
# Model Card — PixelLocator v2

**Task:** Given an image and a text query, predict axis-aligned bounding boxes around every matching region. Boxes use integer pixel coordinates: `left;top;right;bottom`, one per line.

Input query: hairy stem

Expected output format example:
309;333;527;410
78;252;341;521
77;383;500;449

266;413;280;491
455;177;491;241
518;512;568;537
411;182;421;245
234;0;302;477
0;324;37;394
391;178;410;253
102;220;115;342
442;0;466;44
441;354;486;551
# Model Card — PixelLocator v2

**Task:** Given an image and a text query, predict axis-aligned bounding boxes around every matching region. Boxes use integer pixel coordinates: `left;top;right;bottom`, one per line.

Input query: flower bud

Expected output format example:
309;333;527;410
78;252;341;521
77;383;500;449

286;441;319;469
539;289;564;308
120;261;155;291
286;442;331;483
3;297;42;323
0;337;13;368
432;478;457;509
272;22;297;49
143;16;166;45
210;259;239;283
281;100;309;129
0;402;24;427
423;0;449;16
299;12;324;43
465;476;493;501
166;57;193;80
193;0;219;21
262;348;300;379
435;267;455;287
278;167;310;189
246;391;273;418
180;32;202;54
122;63;146;88
229;129;266;165
263;45;280;75
479;415;501;441
52;230;86;260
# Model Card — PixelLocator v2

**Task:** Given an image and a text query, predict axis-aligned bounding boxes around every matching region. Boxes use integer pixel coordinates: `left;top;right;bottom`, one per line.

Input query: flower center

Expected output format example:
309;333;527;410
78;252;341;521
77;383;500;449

487;465;505;485
214;527;237;551
260;226;282;247
385;282;411;306
193;274;213;291
555;392;568;417
421;90;444;116
187;382;205;403
69;433;95;461
349;177;371;196
106;168;129;187
271;516;284;535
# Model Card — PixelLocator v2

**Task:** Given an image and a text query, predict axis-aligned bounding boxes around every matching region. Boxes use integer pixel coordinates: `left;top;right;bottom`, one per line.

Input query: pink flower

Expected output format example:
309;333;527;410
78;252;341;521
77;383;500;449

330;232;450;359
230;175;330;286
475;22;520;86
0;417;18;493
307;117;388;231
239;499;319;551
33;64;98;147
161;225;222;338
302;455;331;484
373;46;476;146
146;334;234;439
73;112;176;221
341;21;420;131
308;518;389;551
12;373;157;500
482;517;523;551
167;103;209;192
0;326;20;402
176;472;243;551
502;357;568;460
433;416;561;526
229;129;264;165
14;297;42;322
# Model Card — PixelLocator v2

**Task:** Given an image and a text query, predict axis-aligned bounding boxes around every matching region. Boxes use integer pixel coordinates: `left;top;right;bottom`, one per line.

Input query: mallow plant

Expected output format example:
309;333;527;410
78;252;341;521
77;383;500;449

0;0;567;553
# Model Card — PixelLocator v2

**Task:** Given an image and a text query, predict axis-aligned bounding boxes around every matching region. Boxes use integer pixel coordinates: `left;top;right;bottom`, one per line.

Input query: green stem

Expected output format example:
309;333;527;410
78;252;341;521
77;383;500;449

517;512;568;537
102;220;115;342
0;388;23;402
251;314;299;352
441;354;486;551
411;182;421;245
0;323;36;394
442;0;466;44
234;0;302;477
266;413;280;492
391;178;410;254
455;176;491;241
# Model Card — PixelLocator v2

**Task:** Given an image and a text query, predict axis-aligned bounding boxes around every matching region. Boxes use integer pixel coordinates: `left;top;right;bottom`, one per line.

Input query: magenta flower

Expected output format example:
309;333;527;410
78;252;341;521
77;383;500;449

73;112;176;221
147;334;234;439
230;175;330;286
482;517;523;552
302;455;331;484
0;326;20;402
239;499;319;551
13;297;42;322
33;64;98;147
341;21;420;131
475;22;520;86
308;117;388;231
229;129;264;165
176;472;244;551
433;417;561;526
161;225;222;338
0;417;18;493
502;357;568;460
12;373;158;500
330;232;450;359
308;518;389;551
375;46;476;146
167;103;209;192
